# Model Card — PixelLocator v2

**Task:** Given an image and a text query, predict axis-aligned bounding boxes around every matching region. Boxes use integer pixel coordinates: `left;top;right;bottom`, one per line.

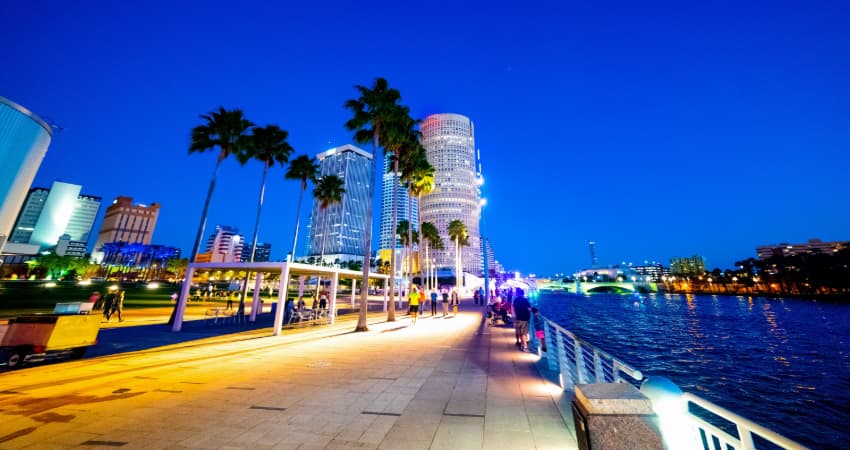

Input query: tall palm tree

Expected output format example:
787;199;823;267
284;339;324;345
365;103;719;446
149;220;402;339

401;146;434;293
239;125;293;262
381;112;419;319
188;107;254;261
285;155;319;261
396;220;419;288
344;78;406;330
421;222;444;290
447;220;469;290
313;175;345;265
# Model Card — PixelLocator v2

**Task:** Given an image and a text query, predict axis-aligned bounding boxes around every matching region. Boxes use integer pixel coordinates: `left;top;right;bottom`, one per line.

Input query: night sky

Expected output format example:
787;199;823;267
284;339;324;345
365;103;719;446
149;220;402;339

2;1;849;275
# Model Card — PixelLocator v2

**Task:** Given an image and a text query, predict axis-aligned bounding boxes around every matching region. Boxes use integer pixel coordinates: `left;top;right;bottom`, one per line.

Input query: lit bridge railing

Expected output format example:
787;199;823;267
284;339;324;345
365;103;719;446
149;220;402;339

532;317;807;450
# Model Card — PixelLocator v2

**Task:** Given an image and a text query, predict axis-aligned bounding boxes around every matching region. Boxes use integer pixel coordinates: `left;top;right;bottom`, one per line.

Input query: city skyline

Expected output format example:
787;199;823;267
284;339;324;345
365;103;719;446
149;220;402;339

2;1;849;274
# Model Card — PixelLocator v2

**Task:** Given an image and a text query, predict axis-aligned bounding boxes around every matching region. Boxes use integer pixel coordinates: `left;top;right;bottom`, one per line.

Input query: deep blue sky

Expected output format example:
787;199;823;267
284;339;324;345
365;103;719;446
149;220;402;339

3;1;849;275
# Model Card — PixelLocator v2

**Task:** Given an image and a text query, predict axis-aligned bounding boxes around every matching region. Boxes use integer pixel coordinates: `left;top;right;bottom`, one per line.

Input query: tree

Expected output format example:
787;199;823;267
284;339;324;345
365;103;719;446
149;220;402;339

313;175;345;264
401;146;434;294
188;107;254;261
285;155;319;261
239;125;293;262
344;77;405;330
396;220;419;291
420;222;443;290
167;258;189;280
448;220;469;289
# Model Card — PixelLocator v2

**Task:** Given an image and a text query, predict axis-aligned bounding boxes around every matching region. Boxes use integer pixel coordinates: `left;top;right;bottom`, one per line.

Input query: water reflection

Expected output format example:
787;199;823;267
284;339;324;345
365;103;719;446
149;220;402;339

538;292;850;450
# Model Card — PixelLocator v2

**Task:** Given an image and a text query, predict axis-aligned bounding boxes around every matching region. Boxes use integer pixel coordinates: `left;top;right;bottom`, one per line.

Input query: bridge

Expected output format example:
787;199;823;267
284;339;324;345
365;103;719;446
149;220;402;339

538;280;659;294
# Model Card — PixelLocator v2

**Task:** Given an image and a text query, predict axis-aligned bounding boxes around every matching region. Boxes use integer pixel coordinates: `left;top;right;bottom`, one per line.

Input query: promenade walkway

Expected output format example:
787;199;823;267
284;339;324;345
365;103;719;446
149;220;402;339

0;302;577;449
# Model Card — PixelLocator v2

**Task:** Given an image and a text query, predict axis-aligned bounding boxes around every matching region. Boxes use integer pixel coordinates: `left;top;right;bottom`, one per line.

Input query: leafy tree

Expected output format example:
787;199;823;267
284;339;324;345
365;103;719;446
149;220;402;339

188;107;254;261
344;78;406;328
239;124;293;262
420;222;443;290
313;175;345;264
285;155;319;261
448;220;469;289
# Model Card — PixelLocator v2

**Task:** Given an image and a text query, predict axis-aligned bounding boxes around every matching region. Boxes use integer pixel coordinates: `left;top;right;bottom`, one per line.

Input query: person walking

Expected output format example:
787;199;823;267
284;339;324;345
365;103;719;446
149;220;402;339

532;307;547;352
512;288;532;351
103;292;115;321
408;287;420;324
441;288;449;317
429;289;438;316
89;291;102;311
451;289;459;316
110;290;125;322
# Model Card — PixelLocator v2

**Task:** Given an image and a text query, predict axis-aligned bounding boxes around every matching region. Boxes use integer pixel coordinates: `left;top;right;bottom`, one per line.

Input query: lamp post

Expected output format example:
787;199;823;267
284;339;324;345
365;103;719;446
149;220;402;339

480;197;489;306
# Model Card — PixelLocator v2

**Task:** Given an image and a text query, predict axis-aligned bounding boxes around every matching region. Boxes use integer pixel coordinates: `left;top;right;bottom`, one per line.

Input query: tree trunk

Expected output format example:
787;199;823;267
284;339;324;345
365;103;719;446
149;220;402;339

407;187;414;296
190;153;224;261
290;182;306;261
387;156;399;321
455;237;461;289
355;130;379;332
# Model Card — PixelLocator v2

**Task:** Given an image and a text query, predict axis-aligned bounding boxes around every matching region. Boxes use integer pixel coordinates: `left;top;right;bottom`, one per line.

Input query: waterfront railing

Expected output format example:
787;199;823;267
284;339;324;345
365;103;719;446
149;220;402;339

533;316;807;450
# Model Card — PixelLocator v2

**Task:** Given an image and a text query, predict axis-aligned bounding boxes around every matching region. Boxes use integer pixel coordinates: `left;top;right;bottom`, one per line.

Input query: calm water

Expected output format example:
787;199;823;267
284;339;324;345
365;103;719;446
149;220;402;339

538;292;850;449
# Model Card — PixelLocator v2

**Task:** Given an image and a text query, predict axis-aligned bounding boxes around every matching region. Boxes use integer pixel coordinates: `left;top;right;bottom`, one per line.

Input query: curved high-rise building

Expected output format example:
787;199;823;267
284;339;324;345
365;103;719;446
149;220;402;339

0;97;53;254
420;113;481;276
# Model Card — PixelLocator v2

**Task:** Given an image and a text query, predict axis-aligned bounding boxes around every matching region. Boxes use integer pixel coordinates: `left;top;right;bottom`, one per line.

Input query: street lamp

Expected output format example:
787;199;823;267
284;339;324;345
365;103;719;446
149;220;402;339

480;197;489;305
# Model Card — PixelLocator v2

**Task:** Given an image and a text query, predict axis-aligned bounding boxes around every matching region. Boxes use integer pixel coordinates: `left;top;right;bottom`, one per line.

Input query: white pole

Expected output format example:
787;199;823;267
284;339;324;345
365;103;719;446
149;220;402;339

351;279;357;308
171;266;195;332
329;271;339;324
249;272;262;322
273;264;290;336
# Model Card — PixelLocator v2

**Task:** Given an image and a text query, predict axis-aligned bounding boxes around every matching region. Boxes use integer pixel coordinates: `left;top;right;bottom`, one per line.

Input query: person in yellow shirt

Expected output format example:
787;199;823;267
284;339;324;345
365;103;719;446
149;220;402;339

408;287;421;325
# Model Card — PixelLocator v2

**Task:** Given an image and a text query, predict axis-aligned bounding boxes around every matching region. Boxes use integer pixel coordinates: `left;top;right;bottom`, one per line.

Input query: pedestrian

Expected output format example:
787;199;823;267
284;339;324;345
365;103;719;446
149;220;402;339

512;288;532;351
430;289;438;316
473;289;480;305
170;292;178;303
103;292;115;320
441;289;449;317
319;292;327;310
284;298;295;324
110;290;125;322
408;287;420;324
451;289;459;316
226;293;233;311
532;307;547;352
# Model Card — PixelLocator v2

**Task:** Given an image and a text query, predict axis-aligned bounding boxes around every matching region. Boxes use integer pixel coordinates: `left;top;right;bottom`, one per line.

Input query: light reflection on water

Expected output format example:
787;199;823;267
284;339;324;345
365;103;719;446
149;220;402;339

538;292;850;450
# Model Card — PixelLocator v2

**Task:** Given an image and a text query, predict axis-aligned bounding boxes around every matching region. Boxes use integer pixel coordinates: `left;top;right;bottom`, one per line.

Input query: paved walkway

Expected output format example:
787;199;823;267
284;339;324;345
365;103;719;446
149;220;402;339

0;302;578;449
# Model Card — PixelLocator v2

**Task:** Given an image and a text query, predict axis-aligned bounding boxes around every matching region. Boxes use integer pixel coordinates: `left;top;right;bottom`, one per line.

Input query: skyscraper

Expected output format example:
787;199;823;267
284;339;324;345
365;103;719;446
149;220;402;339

379;153;418;252
307;144;372;264
420;113;481;276
92;196;161;262
0;96;53;255
8;181;101;252
202;225;244;263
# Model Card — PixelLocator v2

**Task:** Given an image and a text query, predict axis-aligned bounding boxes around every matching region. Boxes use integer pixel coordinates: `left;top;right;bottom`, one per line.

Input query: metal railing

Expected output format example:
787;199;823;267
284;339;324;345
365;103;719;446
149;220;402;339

532;316;806;450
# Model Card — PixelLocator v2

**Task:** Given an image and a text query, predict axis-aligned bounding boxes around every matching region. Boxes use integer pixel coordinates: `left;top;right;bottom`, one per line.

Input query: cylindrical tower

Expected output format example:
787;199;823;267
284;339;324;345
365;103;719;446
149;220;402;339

420;113;481;277
0;97;53;254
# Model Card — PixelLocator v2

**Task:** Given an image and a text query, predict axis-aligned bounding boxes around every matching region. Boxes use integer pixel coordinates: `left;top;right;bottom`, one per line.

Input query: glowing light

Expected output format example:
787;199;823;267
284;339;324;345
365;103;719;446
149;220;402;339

147;282;160;289
109;284;119;291
78;280;92;286
45;282;57;288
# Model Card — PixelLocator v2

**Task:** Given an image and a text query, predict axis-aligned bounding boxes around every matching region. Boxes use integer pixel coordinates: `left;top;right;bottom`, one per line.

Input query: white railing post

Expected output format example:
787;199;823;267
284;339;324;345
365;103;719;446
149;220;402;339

574;340;586;384
545;320;558;371
593;350;605;382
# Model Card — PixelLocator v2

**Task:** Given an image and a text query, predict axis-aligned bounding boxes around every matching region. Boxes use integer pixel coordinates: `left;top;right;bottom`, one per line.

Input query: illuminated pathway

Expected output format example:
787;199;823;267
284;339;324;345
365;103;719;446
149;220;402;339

0;304;577;449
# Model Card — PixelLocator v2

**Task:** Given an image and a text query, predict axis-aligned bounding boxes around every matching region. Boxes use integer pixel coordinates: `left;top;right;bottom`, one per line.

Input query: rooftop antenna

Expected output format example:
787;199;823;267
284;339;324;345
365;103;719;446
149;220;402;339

589;240;598;268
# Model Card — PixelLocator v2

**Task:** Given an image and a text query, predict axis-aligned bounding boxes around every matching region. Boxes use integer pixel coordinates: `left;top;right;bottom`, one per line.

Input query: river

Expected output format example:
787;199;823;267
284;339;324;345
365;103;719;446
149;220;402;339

537;292;850;449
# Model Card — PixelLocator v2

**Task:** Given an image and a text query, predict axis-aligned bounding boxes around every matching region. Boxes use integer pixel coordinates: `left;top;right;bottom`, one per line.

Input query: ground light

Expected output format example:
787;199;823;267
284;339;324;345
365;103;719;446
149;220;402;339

640;376;693;449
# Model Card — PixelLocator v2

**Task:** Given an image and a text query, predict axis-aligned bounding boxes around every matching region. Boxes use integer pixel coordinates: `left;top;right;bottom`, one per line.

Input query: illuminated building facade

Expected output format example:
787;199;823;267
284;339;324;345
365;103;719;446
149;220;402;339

202;225;244;263
93;196;161;260
242;242;271;262
0;96;53;255
9;181;101;252
670;255;706;275
756;238;849;260
379;154;418;252
307;144;372;264
420;113;482;275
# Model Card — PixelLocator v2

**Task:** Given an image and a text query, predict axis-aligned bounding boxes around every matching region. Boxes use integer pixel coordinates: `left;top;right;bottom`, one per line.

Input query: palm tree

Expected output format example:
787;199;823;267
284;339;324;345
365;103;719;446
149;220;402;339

420;222;443;290
401;146;434;293
396;220;419;288
447;220;469;290
285;155;319;261
344;78;406;330
239;125;293;262
313;175;345;265
381;112;419;319
188;107;254;261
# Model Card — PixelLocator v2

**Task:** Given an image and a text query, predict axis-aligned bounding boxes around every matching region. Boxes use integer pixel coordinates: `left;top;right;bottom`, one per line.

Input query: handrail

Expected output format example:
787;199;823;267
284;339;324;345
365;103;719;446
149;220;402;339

534;315;806;450
681;393;808;450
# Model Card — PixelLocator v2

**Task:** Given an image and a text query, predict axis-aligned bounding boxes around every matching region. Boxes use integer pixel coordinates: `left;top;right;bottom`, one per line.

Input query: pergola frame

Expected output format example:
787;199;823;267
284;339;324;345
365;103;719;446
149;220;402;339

171;261;390;335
